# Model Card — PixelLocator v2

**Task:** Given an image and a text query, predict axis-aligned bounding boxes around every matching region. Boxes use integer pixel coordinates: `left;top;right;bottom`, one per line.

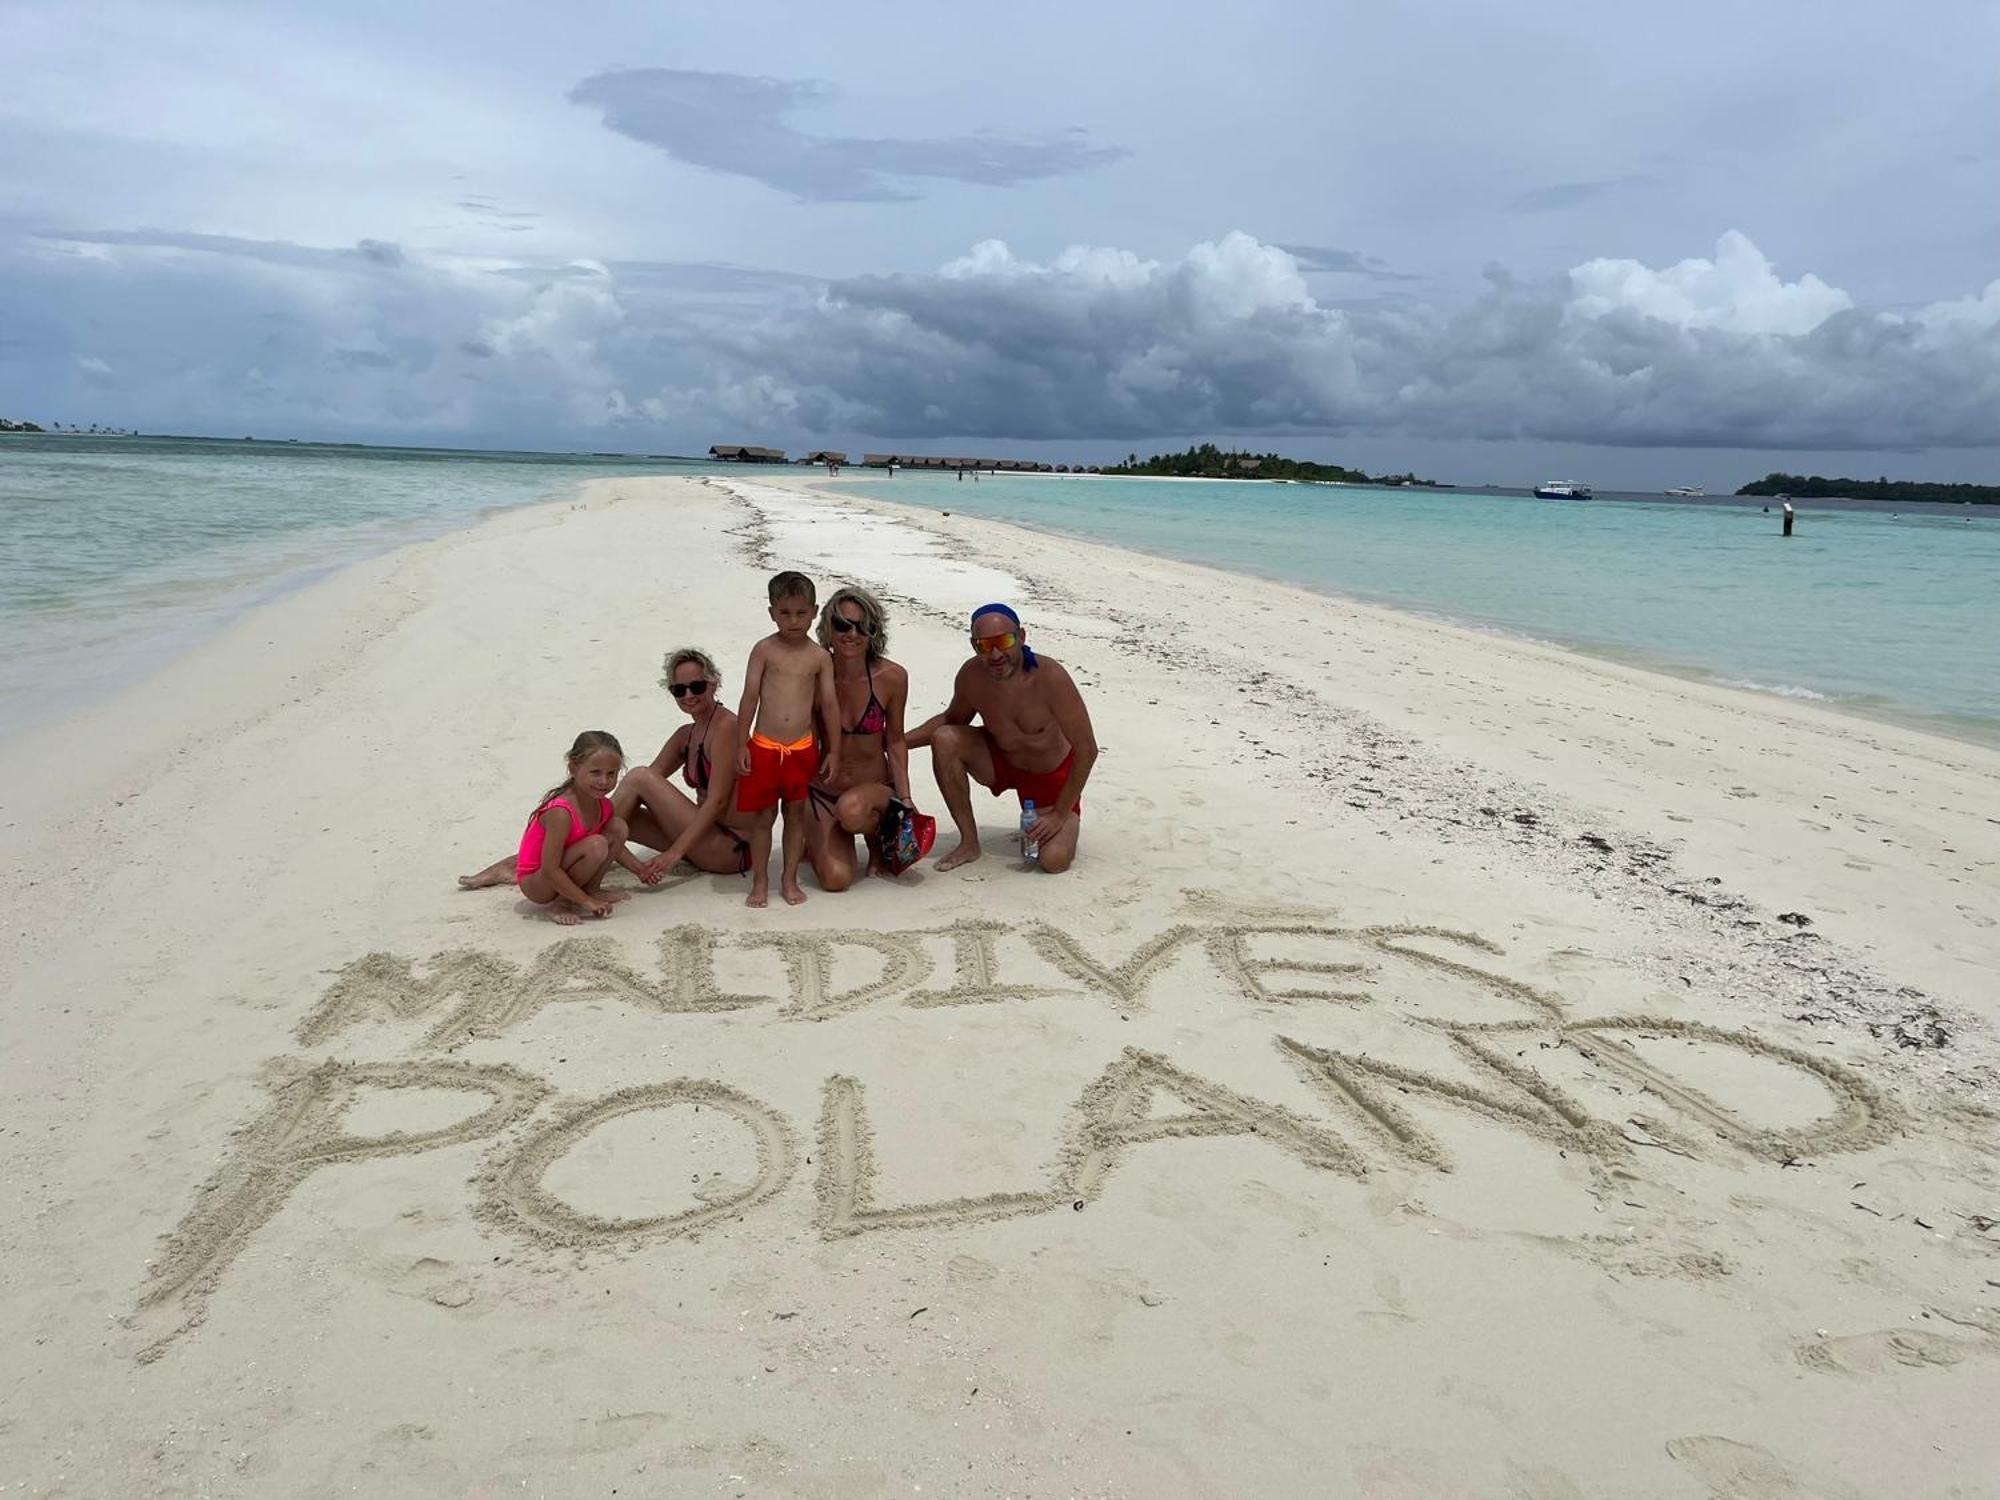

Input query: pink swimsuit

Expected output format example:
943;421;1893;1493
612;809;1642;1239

516;794;613;881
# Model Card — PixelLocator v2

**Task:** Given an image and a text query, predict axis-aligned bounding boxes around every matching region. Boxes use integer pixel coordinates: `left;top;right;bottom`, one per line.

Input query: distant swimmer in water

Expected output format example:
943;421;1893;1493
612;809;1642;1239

909;603;1097;873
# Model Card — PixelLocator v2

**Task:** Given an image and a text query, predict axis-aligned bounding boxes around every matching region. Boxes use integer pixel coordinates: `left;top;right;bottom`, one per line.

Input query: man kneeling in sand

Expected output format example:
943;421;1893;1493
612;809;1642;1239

909;603;1097;872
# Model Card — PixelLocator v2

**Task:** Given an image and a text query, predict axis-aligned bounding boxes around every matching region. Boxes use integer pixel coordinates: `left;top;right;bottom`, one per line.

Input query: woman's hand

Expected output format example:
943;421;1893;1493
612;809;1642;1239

642;840;688;883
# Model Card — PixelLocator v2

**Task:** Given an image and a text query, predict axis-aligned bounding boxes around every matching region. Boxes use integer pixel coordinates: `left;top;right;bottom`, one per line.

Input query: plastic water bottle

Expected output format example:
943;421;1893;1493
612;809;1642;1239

1020;799;1039;864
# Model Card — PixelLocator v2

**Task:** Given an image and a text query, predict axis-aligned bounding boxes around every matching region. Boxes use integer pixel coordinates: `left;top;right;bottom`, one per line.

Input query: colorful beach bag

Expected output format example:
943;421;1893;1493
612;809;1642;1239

877;798;936;875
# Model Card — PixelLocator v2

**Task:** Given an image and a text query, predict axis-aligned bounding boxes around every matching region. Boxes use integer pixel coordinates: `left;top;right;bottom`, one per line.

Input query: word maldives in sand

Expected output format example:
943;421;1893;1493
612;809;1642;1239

133;899;1896;1358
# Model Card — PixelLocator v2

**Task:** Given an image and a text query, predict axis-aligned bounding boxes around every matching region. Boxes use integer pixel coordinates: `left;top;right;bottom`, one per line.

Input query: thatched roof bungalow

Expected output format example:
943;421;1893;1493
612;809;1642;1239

800;451;847;464
709;444;787;463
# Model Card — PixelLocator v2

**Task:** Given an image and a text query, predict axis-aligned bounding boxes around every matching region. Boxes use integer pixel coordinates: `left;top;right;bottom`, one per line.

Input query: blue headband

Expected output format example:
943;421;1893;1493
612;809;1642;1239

970;602;1037;670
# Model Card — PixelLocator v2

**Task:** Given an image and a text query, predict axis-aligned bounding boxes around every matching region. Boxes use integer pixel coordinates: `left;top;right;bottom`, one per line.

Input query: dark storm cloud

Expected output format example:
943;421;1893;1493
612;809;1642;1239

34;226;410;271
8;226;1996;457
1274;244;1418;281
567;68;1127;202
1507;176;1658;213
657;234;2000;450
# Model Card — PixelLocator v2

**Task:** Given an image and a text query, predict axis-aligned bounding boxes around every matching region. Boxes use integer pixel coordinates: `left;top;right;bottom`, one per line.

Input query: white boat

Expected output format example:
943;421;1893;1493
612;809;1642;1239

1664;485;1705;498
1533;480;1593;499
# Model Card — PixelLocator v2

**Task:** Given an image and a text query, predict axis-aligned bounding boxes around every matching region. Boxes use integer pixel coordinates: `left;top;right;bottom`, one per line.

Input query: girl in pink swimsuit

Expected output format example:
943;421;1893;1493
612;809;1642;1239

514;730;646;924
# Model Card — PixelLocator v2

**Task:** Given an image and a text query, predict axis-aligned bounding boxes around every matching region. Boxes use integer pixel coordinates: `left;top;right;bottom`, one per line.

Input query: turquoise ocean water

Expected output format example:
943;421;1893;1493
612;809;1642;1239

3;438;1996;747
843;472;2000;745
0;435;716;737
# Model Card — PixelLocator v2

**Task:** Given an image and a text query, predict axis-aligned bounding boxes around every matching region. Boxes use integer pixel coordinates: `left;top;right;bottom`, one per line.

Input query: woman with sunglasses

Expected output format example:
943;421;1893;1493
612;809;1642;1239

455;646;753;889
619;647;758;878
803;586;915;890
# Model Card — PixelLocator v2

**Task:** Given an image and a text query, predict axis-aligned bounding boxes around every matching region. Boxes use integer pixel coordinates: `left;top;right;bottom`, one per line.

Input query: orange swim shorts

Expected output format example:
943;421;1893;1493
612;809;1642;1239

736;732;819;812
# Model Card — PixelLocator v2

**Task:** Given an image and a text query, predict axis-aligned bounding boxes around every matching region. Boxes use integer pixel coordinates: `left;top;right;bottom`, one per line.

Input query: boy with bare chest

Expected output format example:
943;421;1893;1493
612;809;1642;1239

735;571;843;905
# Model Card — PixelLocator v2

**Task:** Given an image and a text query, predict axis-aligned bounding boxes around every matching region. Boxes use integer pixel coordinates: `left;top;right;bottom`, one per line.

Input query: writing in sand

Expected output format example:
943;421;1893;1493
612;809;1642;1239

132;902;1896;1358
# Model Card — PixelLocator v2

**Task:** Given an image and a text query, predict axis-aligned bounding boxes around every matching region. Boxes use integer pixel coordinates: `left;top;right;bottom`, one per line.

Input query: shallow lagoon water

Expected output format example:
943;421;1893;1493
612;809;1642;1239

844;472;2000;744
4;437;1995;747
0;435;715;736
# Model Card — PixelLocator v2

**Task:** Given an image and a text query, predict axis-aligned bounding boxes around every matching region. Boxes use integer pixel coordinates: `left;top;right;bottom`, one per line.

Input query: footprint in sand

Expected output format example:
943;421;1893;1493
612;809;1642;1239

946;1253;998;1285
1663;1435;1848;1498
1794;1328;1969;1375
382;1255;476;1310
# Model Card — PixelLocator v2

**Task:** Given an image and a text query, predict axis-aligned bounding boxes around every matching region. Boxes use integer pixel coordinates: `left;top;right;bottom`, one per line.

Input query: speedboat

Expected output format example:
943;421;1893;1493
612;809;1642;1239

1533;480;1592;499
1664;485;1705;498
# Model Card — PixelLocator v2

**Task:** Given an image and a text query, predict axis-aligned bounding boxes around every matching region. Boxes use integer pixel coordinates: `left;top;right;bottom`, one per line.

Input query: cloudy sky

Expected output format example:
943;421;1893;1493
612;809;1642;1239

3;0;1996;487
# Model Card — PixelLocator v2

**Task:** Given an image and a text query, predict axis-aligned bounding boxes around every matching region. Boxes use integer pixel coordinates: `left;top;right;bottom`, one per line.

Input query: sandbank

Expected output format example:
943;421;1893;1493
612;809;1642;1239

1;472;1996;1496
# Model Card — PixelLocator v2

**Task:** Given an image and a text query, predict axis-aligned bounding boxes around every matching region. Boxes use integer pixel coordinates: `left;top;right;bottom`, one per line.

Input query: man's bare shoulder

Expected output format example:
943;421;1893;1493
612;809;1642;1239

1028;655;1080;694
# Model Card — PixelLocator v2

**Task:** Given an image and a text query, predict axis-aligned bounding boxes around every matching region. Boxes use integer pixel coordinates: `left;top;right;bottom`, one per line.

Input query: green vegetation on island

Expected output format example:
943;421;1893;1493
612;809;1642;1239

1;417;47;432
1738;473;2000;504
1104;443;1437;486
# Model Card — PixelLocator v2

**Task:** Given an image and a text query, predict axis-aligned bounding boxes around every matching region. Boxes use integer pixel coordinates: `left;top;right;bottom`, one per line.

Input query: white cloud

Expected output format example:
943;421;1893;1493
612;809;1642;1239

1566;230;1851;336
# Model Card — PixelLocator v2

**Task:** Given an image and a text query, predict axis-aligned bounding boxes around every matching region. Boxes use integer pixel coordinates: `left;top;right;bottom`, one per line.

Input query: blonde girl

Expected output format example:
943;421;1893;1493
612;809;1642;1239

512;731;645;923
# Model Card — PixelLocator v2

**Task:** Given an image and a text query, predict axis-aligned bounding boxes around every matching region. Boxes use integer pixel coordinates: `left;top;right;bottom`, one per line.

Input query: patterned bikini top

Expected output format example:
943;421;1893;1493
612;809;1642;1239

846;663;888;737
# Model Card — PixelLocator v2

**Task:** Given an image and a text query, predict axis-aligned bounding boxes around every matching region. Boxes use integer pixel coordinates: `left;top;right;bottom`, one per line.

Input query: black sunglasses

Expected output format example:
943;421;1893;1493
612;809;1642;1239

829;616;872;635
669;679;711;698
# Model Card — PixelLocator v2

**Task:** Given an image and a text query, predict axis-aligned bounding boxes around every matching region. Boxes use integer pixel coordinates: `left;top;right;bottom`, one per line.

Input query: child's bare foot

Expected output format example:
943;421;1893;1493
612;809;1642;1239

782;876;807;905
549;905;584;926
458;858;513;889
936;839;983;871
746;882;769;908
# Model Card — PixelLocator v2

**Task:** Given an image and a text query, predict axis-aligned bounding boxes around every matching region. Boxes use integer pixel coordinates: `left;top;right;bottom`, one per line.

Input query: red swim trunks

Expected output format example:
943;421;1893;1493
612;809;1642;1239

986;738;1080;816
736;733;819;813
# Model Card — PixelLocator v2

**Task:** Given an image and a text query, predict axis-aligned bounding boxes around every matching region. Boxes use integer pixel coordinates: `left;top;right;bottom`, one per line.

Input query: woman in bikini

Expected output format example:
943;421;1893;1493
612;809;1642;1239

620;646;757;879
805;586;916;891
456;647;752;889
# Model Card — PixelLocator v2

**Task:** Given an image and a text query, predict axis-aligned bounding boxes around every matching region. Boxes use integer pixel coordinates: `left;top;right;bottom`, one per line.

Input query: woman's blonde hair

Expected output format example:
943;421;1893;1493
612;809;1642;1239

817;585;889;661
660;646;721;689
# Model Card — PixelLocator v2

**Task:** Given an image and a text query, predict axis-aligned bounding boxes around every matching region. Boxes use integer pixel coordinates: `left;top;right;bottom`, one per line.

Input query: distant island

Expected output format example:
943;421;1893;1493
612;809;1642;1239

1105;443;1440;486
1738;473;2000;504
1;418;141;436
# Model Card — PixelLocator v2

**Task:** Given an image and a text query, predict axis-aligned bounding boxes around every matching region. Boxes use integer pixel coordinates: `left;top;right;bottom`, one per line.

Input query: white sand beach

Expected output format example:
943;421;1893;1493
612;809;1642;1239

3;472;1998;1496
